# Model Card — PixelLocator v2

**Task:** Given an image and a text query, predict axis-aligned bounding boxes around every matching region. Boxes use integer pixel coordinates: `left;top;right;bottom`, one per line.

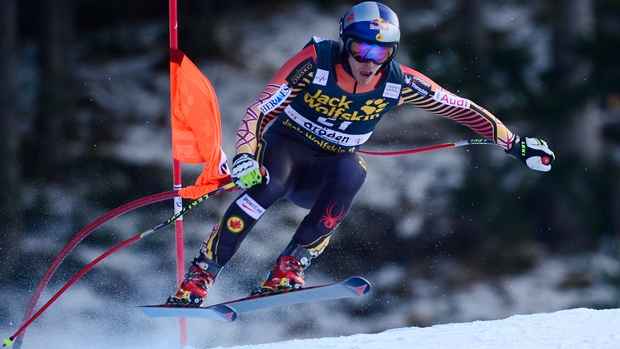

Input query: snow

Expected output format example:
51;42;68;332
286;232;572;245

5;3;618;349
216;308;620;349
9;252;617;349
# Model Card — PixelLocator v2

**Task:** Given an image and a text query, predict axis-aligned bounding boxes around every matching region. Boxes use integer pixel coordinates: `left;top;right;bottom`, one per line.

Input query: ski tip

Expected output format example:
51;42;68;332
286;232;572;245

345;276;373;296
2;337;14;348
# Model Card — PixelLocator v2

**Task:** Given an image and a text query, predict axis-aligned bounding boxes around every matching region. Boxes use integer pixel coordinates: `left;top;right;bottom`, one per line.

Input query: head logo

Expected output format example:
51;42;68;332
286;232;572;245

313;69;329;86
226;216;245;233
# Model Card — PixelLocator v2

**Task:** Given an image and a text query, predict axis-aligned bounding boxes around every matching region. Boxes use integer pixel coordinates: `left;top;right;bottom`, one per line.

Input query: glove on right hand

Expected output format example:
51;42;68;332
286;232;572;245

231;153;262;189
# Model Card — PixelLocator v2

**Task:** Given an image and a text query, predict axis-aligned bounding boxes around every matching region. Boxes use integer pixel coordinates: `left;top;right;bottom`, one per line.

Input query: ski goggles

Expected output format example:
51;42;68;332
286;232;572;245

346;39;395;65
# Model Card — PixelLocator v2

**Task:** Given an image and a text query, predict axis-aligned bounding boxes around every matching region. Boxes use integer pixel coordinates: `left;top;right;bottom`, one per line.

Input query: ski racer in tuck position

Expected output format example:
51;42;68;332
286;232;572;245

167;1;556;306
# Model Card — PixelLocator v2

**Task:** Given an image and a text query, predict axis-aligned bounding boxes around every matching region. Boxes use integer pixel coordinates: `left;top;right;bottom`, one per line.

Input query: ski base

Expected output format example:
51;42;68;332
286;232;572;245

140;276;371;320
140;303;237;321
226;276;371;313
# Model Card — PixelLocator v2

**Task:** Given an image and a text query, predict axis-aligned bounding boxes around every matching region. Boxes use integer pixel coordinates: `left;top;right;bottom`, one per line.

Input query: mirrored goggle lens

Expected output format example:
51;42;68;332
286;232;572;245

348;40;394;64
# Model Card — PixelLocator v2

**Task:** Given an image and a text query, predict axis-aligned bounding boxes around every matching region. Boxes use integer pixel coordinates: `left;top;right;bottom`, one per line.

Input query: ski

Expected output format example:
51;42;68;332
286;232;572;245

139;303;238;321
140;276;371;319
225;276;371;314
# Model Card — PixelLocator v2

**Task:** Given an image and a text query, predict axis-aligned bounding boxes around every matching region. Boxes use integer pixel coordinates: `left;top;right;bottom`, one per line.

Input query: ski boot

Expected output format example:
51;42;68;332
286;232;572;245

166;260;219;306
252;255;306;295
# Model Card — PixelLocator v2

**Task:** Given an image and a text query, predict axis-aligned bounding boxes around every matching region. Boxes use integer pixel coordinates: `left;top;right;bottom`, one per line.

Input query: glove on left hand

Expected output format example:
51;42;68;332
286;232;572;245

507;136;555;172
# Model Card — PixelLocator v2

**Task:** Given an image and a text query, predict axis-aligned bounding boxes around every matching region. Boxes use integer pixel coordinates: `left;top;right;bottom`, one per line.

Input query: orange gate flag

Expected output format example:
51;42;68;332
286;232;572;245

170;49;231;199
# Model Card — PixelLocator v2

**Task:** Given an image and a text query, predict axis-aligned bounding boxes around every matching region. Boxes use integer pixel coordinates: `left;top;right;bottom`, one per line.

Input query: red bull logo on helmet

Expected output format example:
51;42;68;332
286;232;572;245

341;2;400;44
370;18;389;31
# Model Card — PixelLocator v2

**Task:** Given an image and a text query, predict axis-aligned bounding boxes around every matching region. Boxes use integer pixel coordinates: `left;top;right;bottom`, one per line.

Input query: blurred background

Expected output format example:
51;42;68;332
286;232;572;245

1;0;619;348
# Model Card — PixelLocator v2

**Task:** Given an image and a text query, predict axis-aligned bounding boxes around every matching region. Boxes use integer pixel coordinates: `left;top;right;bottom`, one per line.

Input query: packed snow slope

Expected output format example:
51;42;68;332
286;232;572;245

218;308;620;349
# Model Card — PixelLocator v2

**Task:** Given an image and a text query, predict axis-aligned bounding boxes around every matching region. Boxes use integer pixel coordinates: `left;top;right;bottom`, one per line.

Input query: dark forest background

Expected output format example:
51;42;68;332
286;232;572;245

1;0;620;344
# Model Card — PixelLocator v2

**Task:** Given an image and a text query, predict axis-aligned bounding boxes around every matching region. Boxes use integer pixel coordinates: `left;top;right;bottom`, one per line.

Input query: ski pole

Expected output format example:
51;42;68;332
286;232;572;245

357;138;495;156
2;181;236;348
358;138;553;165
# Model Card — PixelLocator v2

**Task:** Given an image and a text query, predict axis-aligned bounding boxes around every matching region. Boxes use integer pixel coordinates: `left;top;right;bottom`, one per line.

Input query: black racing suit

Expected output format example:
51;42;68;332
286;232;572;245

198;37;516;275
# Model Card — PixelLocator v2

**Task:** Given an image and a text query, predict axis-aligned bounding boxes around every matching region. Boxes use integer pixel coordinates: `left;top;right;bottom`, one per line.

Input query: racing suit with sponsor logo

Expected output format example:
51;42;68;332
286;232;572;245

201;37;516;269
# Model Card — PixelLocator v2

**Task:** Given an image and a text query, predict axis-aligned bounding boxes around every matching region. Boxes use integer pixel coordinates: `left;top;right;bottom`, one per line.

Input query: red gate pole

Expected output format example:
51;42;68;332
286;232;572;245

168;0;188;347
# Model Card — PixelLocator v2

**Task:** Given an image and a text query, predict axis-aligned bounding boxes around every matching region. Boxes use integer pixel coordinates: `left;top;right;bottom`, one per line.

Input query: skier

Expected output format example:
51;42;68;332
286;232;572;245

167;1;555;306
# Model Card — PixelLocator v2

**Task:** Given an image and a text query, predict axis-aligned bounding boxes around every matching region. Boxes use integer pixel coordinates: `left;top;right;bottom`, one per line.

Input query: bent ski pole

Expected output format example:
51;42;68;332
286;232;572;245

2;181;236;348
13;191;178;349
358;138;495;157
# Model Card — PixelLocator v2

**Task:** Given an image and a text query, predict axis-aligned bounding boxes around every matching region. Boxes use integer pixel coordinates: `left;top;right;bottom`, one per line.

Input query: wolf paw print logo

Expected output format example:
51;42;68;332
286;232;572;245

361;98;388;117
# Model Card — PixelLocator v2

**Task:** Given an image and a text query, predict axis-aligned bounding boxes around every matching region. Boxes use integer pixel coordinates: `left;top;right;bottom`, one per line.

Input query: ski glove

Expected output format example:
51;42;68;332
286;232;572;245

506;136;556;172
231;153;262;189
